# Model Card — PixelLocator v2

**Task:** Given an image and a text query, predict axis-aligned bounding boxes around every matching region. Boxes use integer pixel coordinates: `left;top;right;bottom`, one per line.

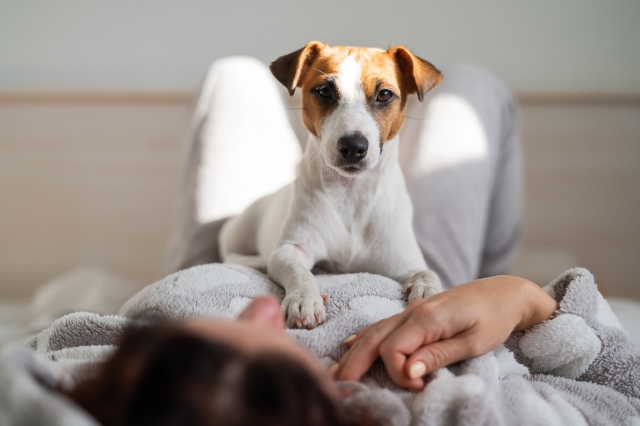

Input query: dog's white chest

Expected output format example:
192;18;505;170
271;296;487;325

315;190;397;275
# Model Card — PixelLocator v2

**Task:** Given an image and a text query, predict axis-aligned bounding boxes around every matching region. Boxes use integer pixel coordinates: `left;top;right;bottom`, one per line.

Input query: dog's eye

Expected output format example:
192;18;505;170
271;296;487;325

376;89;394;103
316;86;332;99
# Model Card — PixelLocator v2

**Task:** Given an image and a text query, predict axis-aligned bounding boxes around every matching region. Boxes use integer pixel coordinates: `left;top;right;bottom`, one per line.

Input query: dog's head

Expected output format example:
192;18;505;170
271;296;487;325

270;42;442;177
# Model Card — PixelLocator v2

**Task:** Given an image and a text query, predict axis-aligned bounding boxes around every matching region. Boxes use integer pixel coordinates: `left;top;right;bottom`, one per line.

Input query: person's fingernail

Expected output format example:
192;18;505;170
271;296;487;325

408;361;426;379
329;363;339;376
343;334;357;344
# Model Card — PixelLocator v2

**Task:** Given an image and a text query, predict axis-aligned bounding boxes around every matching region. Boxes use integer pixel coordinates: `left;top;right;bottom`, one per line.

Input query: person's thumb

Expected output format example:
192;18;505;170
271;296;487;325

404;336;475;378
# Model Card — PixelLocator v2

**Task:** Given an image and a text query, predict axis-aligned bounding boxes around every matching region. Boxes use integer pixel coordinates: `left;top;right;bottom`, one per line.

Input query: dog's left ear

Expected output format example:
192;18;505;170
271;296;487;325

388;46;442;102
270;41;326;96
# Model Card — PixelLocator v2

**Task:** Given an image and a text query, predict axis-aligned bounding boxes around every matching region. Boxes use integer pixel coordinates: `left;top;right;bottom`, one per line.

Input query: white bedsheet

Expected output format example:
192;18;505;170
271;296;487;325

0;266;138;347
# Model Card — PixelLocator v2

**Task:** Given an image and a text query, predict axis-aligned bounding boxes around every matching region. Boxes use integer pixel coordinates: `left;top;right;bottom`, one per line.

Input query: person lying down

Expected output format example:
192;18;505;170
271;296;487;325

1;268;639;425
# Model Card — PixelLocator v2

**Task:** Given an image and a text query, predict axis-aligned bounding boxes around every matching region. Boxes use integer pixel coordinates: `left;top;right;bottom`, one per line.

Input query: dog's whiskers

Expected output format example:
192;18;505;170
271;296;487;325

311;151;334;176
308;150;324;171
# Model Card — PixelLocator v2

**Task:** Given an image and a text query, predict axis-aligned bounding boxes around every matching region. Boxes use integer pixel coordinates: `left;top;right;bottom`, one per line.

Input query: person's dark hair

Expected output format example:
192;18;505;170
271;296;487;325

67;323;355;426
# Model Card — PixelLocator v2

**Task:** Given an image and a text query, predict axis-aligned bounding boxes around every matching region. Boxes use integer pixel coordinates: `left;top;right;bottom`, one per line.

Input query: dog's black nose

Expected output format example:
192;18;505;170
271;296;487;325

337;133;368;162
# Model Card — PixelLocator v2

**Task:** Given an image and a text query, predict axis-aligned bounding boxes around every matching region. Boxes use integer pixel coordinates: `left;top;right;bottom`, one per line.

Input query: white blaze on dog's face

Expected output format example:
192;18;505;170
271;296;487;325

270;42;442;177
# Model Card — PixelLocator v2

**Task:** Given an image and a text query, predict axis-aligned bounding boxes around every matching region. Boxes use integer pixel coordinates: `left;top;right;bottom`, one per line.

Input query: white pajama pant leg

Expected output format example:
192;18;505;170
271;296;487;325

164;57;302;274
399;65;523;289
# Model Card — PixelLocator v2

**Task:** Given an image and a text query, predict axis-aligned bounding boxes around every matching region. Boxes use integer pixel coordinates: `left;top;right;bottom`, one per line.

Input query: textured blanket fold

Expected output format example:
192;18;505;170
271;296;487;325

1;265;638;425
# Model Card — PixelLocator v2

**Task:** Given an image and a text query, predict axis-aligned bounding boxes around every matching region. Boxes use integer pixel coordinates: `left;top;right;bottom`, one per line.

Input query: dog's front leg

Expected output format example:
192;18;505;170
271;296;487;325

401;270;442;301
268;243;325;329
390;220;443;300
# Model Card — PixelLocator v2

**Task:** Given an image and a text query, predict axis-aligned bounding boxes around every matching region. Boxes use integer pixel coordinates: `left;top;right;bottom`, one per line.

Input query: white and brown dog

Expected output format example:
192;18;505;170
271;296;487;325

219;42;443;329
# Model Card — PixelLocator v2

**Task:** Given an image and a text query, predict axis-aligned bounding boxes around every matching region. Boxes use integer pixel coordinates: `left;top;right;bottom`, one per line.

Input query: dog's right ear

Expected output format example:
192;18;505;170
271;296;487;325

270;41;326;96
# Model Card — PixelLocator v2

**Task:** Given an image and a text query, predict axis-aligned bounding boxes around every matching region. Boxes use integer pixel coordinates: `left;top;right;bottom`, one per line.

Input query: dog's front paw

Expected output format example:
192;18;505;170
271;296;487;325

281;291;326;329
403;270;442;301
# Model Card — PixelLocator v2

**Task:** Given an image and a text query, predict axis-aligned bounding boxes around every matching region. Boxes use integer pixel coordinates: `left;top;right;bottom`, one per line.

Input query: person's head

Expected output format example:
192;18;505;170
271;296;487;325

68;296;368;426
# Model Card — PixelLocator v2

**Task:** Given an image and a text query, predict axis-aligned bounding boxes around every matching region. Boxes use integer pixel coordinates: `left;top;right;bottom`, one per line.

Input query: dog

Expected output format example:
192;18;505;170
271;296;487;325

219;42;443;329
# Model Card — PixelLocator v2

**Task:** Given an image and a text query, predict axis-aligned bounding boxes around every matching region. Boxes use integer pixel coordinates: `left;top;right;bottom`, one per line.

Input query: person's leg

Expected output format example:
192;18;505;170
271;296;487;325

165;57;302;274
399;65;522;289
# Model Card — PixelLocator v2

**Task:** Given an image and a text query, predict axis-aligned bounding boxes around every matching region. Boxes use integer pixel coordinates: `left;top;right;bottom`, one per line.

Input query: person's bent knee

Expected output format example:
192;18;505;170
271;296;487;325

439;64;510;95
435;64;516;112
435;64;519;144
204;56;272;84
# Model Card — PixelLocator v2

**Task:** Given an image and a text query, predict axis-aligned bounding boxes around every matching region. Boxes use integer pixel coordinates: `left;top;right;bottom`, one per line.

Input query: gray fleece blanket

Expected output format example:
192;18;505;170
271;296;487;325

1;265;639;425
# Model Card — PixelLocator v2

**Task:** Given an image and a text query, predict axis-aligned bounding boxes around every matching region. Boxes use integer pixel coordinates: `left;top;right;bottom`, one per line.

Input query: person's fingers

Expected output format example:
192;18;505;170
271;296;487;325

338;300;453;385
344;302;423;347
335;313;406;382
343;318;384;347
238;296;286;330
404;332;477;378
377;319;435;389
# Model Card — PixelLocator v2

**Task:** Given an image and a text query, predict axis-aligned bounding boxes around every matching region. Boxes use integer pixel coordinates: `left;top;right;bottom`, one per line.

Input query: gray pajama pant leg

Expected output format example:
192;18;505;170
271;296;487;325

165;61;523;289
400;65;522;288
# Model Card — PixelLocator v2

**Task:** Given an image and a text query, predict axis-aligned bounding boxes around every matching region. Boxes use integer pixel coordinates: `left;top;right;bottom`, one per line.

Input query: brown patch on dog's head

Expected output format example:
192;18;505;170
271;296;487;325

361;46;442;142
270;42;344;137
358;48;409;143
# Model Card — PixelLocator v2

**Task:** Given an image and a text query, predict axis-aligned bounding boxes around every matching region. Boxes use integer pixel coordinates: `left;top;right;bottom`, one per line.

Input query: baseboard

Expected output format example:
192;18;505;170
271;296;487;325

1;90;639;105
0;91;194;105
516;92;640;105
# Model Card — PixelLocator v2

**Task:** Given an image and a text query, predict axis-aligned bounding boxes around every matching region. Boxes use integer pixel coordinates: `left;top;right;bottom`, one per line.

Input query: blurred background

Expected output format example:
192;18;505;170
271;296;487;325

1;0;639;322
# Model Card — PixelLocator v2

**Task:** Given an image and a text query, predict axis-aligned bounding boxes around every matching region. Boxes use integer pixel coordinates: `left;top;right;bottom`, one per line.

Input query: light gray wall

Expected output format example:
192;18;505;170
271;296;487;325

1;0;639;93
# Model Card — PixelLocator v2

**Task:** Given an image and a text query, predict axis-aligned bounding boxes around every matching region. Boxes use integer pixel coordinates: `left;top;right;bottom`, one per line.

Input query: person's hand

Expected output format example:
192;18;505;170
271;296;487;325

333;276;558;390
